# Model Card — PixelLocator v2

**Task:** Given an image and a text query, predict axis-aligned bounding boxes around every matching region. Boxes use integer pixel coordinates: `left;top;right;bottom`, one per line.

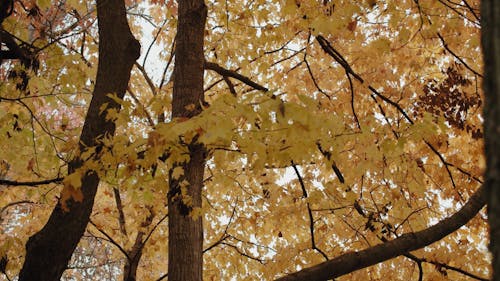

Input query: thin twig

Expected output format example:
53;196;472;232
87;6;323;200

292;161;329;260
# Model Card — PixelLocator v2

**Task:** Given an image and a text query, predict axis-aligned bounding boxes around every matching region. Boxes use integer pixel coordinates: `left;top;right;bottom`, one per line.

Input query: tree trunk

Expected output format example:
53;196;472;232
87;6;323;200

18;1;140;280
168;1;207;281
122;206;155;281
482;1;500;281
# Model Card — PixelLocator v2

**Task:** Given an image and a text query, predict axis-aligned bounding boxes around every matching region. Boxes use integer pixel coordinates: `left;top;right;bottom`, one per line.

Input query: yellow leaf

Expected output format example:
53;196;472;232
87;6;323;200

60;171;84;211
171;166;184;180
37;0;51;9
370;37;392;55
63;171;82;190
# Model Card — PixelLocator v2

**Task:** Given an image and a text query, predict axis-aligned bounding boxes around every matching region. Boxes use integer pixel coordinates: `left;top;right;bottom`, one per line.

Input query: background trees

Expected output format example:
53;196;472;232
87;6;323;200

0;0;489;280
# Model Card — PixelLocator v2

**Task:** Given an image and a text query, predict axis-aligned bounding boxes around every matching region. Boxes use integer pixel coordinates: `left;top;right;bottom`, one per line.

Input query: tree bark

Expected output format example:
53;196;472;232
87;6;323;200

122;206;155;281
18;1;140;280
168;1;207;281
482;1;500;280
275;185;486;281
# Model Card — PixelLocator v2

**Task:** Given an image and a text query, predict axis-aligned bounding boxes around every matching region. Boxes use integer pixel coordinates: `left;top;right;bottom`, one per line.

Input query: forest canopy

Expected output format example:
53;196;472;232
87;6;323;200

0;0;491;280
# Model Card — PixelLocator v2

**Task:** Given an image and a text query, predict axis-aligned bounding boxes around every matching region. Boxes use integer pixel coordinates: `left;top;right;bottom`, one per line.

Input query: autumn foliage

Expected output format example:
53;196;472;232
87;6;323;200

0;0;490;280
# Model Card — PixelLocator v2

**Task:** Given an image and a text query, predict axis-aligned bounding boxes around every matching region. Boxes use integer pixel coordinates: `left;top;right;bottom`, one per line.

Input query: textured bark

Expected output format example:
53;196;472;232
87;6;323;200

168;1;207;281
18;1;140;280
275;185;486;281
482;1;500;280
123;206;154;281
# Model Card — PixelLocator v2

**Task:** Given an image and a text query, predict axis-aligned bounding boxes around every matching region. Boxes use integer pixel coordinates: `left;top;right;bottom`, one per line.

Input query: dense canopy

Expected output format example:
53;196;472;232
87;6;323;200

0;0;491;280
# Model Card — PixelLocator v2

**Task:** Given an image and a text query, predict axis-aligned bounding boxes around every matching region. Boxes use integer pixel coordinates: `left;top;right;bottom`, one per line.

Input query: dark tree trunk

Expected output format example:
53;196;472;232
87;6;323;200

122;207;154;281
122;236;145;281
482;1;500;280
18;1;140;280
168;1;207;281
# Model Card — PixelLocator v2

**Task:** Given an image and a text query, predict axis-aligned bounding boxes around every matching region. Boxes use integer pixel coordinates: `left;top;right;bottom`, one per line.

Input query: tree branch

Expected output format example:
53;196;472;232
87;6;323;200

317;34;480;199
291;161;329;260
0;178;63;186
205;61;268;92
437;33;482;77
275;184;487;281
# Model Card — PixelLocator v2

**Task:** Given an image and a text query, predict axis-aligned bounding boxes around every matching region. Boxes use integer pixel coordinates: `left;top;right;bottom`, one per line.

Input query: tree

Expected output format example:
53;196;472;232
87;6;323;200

167;1;207;281
0;1;489;280
0;1;139;280
17;0;140;280
482;0;500;280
